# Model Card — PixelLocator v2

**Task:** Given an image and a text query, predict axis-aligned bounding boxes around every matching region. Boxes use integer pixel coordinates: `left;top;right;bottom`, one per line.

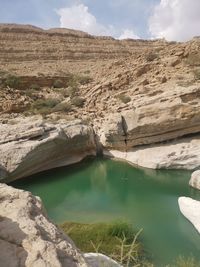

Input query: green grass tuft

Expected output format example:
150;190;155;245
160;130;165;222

60;221;145;266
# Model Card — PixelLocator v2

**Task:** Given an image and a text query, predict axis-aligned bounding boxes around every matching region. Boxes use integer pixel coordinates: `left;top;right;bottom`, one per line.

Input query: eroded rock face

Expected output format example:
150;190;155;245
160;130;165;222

0;116;96;182
0;183;88;267
178;197;200;234
100;85;200;150
104;135;200;170
189;170;200;190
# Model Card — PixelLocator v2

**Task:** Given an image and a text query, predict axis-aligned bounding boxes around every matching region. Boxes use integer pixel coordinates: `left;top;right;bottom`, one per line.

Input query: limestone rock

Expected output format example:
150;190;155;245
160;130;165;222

100;85;200;150
178;197;200;234
84;253;122;267
189;170;200;190
0;183;88;267
0;116;96;182
103;135;200;170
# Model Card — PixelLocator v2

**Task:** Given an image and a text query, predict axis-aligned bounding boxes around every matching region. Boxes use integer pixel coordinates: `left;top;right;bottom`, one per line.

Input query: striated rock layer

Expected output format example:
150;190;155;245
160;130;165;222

103;135;200;170
0;116;96;182
99;85;200;150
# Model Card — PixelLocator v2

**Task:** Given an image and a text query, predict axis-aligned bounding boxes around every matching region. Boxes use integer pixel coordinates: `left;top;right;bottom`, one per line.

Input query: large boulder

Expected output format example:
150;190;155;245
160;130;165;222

178;197;200;234
0;116;96;182
189;170;200;190
0;183;88;267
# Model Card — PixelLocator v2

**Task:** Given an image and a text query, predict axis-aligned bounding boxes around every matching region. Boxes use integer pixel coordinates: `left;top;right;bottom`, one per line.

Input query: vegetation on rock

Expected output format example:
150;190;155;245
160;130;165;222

4;74;21;88
53;79;64;88
71;96;85;107
117;94;131;104
60;221;147;266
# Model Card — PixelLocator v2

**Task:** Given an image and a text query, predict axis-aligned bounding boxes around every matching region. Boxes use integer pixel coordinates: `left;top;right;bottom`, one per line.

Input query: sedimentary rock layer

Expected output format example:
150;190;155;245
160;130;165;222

0;116;96;182
0;24;167;63
100;85;200;150
103;135;200;170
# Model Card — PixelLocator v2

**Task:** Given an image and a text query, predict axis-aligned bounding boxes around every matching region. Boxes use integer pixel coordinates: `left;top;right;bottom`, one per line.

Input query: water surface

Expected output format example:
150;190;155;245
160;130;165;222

12;157;200;266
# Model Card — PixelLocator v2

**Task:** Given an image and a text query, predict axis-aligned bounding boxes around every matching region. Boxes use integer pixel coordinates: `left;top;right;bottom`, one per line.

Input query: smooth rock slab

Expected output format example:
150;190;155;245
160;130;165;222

104;135;200;170
189;170;200;190
178;197;200;234
84;253;122;267
0;116;96;182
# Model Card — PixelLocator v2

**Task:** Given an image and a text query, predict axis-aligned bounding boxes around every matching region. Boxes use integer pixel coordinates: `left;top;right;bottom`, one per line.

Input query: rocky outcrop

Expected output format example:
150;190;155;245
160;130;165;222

100;85;200;150
0;116;96;182
104;135;200;170
178;197;200;234
189;170;200;190
0;183;88;267
0;183;123;267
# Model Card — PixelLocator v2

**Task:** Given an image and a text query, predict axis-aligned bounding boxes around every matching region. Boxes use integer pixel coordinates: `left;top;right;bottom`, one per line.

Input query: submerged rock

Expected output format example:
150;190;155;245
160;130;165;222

178;197;200;234
189;170;200;190
0;116;96;182
0;183;88;267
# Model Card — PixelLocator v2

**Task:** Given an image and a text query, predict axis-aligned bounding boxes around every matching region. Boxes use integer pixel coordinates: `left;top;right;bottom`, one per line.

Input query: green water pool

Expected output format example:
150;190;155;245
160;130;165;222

11;157;200;266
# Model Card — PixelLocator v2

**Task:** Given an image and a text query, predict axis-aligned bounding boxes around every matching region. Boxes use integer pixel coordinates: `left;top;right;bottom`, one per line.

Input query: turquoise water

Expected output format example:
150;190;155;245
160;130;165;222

11;157;200;266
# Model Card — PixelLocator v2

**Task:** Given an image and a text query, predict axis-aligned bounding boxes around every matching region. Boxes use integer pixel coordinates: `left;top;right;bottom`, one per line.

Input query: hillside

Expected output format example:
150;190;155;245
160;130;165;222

0;23;200;177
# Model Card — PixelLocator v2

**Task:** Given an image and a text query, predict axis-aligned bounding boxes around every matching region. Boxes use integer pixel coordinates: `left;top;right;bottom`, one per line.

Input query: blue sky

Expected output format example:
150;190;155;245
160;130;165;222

0;0;200;41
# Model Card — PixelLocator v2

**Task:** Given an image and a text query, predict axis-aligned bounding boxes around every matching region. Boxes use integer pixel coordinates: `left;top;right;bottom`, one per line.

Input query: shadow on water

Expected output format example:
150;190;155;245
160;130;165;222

11;157;200;266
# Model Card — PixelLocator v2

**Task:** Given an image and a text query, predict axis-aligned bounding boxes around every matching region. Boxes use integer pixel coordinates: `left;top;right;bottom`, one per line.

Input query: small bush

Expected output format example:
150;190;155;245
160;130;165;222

78;75;92;85
146;52;159;62
53;79;64;88
26;89;38;99
118;94;131;104
30;83;40;90
32;98;59;109
66;73;92;88
66;74;79;89
52;102;72;112
4;75;20;88
30;98;60;115
71;97;85;107
68;86;78;97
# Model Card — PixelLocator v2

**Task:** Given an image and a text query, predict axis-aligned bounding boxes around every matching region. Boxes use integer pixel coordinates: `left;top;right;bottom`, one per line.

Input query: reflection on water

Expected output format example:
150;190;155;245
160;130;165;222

11;157;200;266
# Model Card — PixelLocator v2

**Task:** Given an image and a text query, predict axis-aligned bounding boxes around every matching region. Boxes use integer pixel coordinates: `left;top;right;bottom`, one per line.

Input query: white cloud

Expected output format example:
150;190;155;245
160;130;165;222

56;4;115;36
56;3;140;39
119;29;140;39
149;0;200;41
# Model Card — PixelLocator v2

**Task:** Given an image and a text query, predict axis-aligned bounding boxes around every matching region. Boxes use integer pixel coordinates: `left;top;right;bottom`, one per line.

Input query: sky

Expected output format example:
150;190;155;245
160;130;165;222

0;0;200;41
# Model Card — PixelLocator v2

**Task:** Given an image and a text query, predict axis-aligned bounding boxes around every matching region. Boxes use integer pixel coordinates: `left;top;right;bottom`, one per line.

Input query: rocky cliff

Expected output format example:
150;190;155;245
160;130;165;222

0;23;200;179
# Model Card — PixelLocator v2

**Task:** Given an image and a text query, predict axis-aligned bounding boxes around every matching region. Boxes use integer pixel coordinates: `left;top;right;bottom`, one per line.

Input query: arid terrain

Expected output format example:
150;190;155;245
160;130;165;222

1;23;199;124
0;24;200;267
